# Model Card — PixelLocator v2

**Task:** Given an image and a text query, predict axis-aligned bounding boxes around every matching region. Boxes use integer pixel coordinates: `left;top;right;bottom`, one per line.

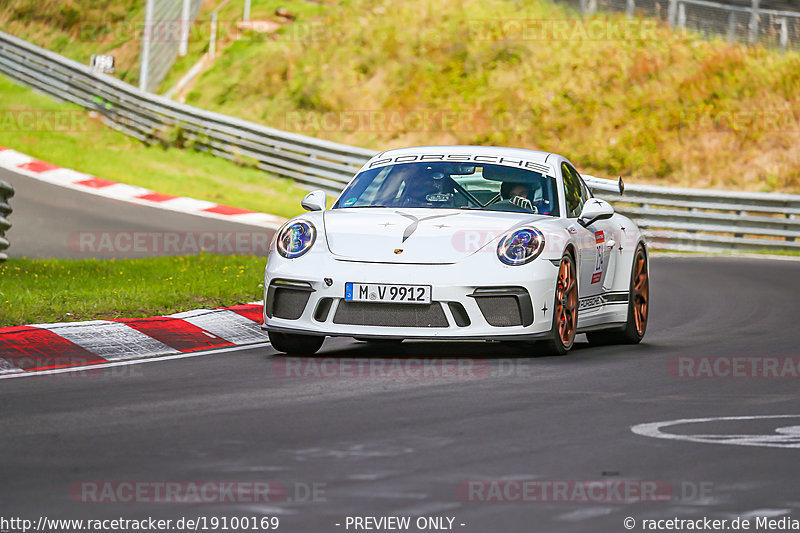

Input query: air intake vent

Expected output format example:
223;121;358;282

448;302;471;327
470;287;533;327
266;280;314;320
333;302;448;327
314;298;333;322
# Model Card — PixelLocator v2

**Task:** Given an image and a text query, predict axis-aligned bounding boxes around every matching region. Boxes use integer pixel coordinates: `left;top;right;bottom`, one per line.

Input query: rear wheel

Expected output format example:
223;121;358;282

542;252;578;356
587;244;649;345
268;331;325;355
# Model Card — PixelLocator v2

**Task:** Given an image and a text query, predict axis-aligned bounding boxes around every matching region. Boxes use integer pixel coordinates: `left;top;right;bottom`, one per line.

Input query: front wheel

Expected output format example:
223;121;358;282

268;331;324;355
542;252;578;356
587;244;649;346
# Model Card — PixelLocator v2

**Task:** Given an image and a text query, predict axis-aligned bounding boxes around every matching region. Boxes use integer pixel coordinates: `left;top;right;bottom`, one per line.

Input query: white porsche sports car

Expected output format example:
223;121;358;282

262;146;649;355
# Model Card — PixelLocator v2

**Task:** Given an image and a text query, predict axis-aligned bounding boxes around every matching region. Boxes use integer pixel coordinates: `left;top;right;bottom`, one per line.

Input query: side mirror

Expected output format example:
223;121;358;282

301;190;326;212
578;198;615;227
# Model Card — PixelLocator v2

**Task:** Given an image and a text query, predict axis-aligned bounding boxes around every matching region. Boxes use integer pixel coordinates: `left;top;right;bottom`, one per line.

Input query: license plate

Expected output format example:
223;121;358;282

345;283;431;304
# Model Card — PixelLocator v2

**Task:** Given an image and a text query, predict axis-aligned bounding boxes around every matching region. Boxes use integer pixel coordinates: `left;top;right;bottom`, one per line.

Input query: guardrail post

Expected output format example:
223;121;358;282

748;0;760;44
727;11;737;44
244;0;252;22
0;181;14;262
626;0;635;19
209;12;219;57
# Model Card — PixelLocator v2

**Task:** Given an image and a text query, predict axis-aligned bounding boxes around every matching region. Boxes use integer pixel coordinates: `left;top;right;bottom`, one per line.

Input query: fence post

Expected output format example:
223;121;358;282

179;0;191;57
244;0;251;22
727;10;737;44
668;0;678;27
779;17;788;53
209;12;218;57
677;2;686;29
588;0;597;15
139;0;156;91
748;0;760;44
626;0;635;19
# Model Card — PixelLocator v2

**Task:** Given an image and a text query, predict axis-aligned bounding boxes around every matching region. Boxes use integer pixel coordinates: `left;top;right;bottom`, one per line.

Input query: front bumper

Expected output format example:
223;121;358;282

262;248;559;340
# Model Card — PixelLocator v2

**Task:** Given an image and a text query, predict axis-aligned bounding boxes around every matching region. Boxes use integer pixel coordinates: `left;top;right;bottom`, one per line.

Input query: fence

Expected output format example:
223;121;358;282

1;29;799;254
565;0;800;50
139;0;205;92
0;181;13;262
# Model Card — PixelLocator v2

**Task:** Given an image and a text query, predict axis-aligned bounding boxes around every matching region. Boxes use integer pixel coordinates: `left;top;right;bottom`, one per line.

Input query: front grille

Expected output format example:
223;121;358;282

475;296;523;327
272;288;311;320
333;301;448;327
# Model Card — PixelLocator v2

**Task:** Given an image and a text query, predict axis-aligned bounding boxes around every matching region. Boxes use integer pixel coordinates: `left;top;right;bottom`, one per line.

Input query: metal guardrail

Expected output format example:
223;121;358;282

1;30;799;254
0;181;13;262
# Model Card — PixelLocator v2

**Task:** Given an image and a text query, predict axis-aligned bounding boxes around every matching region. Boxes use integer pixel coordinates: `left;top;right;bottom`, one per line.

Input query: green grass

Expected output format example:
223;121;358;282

0;255;265;327
0;74;307;219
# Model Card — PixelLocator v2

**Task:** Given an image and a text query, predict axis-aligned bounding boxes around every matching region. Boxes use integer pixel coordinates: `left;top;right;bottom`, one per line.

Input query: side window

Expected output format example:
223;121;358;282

561;163;585;218
578;175;592;205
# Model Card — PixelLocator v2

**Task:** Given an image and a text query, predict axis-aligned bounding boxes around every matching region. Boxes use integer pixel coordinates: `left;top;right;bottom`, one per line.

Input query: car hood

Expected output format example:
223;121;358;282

323;208;549;264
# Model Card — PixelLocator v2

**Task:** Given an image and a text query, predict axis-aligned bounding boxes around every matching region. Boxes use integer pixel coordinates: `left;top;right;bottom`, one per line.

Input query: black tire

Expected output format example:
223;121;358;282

587;244;649;346
268;331;325;355
542;252;578;356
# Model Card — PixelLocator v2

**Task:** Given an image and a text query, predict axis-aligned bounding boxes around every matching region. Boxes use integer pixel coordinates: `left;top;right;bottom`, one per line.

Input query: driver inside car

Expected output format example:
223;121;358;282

501;182;535;212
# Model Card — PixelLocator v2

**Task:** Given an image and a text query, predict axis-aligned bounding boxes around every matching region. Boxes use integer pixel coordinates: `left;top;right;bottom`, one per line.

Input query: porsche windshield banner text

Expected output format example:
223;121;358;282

366;153;554;176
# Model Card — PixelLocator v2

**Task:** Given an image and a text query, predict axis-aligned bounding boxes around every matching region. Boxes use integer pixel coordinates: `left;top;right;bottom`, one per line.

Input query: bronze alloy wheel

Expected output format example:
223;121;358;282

632;249;649;336
555;255;578;348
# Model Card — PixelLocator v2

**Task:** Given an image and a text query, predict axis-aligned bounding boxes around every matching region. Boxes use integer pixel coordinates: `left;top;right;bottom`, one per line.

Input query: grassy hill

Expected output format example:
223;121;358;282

180;0;800;193
2;0;799;193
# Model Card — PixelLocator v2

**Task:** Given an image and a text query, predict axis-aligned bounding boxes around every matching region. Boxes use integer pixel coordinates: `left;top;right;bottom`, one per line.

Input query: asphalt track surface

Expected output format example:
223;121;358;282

1;168;274;259
2;255;800;532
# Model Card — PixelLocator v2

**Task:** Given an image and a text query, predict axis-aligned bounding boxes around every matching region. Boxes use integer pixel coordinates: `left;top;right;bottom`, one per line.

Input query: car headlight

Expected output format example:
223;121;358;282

277;221;316;258
497;227;545;265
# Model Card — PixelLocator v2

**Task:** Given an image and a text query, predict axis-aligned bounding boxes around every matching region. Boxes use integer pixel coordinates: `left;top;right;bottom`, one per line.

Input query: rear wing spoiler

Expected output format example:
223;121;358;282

582;175;625;196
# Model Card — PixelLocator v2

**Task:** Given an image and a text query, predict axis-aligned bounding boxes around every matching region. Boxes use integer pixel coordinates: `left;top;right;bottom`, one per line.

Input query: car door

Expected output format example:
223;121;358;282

561;162;607;298
577;174;617;292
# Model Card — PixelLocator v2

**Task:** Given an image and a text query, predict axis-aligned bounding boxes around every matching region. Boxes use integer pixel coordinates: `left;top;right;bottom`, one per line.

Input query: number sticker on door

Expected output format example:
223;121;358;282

592;231;604;284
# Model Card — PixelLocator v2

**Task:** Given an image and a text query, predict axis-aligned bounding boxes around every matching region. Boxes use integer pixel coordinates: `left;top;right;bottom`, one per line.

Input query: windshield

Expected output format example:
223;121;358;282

333;162;560;215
